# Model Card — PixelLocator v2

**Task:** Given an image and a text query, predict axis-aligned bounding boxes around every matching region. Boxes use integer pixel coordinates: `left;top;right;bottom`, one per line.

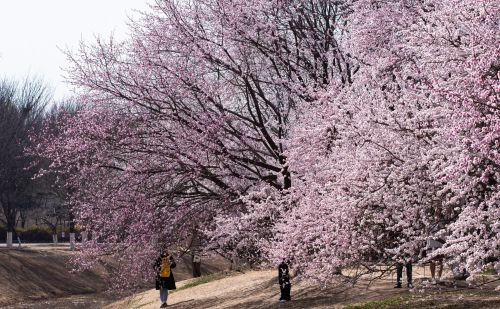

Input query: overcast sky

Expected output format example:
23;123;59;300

0;0;151;101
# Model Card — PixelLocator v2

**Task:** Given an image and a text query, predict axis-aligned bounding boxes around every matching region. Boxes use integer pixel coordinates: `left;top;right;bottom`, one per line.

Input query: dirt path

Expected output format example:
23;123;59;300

107;270;409;309
106;267;500;309
2;248;498;309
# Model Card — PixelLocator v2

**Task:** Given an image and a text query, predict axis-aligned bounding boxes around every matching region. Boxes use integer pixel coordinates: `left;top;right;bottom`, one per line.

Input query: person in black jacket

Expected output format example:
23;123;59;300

154;250;177;308
278;259;291;302
394;261;413;289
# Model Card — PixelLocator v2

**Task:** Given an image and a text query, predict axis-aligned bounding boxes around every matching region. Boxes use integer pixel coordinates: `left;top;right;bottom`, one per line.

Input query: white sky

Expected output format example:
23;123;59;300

0;0;151;101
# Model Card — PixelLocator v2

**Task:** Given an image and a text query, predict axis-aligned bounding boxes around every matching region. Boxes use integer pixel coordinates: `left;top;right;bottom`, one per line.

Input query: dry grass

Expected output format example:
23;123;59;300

0;247;110;306
0;247;231;308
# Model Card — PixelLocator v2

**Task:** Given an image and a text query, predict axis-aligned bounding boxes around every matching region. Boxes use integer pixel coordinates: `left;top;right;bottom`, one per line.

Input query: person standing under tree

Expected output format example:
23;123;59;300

278;259;292;302
394;260;413;289
428;240;444;284
192;253;202;278
427;221;446;285
154;249;177;308
393;235;414;289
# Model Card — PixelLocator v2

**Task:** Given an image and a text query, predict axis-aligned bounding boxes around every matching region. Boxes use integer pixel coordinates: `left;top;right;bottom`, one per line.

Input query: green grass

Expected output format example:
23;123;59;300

481;268;498;275
174;271;236;291
344;295;424;309
345;293;500;309
134;300;155;309
344;297;410;309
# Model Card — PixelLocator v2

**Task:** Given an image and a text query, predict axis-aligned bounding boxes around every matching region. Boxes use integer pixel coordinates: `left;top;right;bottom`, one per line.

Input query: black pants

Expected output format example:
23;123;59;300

280;283;291;301
396;262;412;285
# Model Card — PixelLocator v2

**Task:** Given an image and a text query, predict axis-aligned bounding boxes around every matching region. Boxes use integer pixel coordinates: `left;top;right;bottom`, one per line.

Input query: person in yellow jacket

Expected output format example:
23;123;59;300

154;250;176;308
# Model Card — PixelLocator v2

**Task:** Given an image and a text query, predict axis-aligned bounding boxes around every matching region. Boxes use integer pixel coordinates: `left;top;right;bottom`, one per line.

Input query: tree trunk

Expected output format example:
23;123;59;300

69;212;75;233
20;211;27;229
6;232;13;248
6;212;19;240
2;198;17;234
283;167;291;190
69;233;76;251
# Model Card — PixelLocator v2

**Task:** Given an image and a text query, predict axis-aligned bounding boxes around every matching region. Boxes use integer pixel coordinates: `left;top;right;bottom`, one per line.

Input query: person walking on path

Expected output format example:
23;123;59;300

278;259;292;302
154;249;177;308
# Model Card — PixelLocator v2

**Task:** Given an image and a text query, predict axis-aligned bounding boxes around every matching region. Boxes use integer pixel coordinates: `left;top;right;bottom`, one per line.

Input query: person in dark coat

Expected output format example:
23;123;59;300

394;261;413;289
154;250;176;308
278;259;291;302
192;253;202;278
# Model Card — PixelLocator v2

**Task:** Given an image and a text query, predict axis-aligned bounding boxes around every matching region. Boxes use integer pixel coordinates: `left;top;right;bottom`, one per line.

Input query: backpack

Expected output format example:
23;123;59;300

159;257;171;278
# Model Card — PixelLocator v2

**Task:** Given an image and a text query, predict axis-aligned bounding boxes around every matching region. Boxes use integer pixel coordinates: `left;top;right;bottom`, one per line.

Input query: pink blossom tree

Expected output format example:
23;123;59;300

262;0;499;282
36;0;499;287
36;0;355;287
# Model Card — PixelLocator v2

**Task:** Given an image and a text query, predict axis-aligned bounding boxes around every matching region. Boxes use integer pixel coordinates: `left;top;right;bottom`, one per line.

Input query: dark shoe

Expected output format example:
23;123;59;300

394;283;402;288
160;303;167;308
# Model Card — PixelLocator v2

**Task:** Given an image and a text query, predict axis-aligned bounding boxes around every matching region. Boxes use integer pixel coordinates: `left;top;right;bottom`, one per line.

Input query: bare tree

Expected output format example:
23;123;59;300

0;77;51;236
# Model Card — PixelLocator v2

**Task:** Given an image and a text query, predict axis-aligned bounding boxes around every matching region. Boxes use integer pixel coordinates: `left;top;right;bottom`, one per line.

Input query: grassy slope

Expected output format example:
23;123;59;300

0;247;231;308
0;248;109;306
